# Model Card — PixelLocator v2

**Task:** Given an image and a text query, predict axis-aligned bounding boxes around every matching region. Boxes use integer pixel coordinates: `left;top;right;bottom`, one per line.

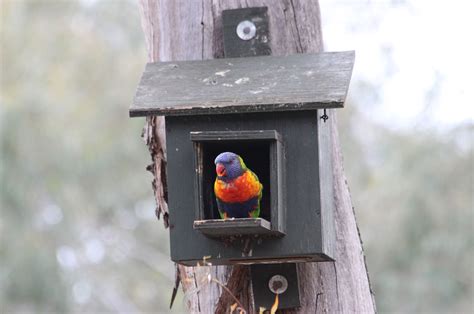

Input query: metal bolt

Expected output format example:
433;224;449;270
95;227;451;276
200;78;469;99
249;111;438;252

268;274;288;294
236;20;256;40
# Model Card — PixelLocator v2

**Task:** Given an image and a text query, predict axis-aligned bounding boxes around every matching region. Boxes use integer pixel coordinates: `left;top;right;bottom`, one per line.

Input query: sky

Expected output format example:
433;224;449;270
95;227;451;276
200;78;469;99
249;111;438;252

320;0;473;131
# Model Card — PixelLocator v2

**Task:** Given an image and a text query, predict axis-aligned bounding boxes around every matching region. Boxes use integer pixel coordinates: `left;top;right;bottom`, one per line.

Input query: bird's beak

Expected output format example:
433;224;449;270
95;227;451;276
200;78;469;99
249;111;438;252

216;163;226;176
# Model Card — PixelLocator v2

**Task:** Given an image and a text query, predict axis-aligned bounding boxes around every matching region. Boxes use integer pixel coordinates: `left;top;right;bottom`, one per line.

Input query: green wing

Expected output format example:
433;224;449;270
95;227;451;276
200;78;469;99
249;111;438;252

248;169;262;218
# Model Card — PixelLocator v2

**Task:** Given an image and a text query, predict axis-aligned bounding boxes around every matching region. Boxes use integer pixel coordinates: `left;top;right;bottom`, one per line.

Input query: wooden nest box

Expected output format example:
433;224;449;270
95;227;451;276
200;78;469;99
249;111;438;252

130;51;354;266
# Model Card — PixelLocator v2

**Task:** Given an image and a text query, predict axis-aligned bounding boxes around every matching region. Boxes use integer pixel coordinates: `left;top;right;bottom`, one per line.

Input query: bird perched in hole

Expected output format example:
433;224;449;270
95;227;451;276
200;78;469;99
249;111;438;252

214;152;262;219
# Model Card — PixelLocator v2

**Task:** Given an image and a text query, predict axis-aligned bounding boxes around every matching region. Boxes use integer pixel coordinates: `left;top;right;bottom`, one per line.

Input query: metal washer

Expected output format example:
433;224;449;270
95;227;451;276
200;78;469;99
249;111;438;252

236;20;257;40
268;274;289;294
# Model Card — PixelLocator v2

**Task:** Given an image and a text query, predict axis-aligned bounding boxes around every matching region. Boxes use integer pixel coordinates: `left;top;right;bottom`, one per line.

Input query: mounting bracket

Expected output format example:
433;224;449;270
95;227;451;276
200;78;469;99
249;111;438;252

251;263;300;310
222;7;300;310
222;7;271;58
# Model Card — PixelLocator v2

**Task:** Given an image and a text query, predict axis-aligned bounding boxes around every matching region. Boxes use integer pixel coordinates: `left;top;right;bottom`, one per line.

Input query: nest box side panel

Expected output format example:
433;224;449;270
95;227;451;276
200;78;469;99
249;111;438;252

166;111;329;265
317;111;336;258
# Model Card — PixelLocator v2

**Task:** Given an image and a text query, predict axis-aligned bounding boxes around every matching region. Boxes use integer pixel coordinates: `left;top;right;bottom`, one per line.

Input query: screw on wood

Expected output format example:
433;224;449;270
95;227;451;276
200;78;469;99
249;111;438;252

320;108;329;122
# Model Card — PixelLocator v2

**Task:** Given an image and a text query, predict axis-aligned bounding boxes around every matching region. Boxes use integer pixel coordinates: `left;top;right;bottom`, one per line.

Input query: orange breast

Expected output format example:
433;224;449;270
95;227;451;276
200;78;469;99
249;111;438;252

214;171;261;203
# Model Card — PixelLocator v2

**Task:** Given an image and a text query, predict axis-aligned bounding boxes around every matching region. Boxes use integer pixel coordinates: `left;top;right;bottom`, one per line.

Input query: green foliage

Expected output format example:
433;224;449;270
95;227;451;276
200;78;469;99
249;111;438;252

1;1;183;312
1;1;472;313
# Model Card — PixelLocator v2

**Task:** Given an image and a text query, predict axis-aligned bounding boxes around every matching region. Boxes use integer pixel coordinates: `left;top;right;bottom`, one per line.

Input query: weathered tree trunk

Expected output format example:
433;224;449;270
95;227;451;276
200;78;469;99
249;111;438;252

137;1;376;313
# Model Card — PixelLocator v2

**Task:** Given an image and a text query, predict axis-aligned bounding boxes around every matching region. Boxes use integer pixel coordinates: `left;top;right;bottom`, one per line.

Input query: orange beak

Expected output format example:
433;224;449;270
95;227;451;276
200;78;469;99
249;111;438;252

216;163;226;176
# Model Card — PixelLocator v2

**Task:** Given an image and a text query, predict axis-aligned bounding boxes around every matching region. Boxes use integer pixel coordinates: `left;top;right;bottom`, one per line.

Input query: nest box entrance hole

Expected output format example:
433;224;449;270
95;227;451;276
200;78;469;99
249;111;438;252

191;130;285;237
199;139;271;221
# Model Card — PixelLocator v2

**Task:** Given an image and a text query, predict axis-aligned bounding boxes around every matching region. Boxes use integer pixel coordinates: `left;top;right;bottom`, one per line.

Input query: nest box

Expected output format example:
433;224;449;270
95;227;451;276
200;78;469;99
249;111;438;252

130;3;356;275
130;6;354;309
130;49;354;266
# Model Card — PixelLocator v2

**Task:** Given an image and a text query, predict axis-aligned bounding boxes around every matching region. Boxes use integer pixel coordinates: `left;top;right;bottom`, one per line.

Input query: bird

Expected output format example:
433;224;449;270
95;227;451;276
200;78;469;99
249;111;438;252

214;152;263;219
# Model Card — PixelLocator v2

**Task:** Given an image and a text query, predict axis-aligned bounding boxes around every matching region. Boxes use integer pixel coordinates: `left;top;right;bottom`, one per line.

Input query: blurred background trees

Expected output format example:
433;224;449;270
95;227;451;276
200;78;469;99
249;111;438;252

1;1;179;312
1;0;472;313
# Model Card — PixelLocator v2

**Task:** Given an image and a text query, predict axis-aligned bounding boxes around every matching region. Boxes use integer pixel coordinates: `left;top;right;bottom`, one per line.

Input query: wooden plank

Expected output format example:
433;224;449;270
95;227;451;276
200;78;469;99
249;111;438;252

130;51;355;117
271;134;285;234
190;130;280;141
318;109;336;259
193;218;280;237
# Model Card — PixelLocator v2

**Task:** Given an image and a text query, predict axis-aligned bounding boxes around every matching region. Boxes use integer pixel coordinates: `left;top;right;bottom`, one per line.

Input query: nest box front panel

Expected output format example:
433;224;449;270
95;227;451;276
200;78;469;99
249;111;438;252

166;111;333;265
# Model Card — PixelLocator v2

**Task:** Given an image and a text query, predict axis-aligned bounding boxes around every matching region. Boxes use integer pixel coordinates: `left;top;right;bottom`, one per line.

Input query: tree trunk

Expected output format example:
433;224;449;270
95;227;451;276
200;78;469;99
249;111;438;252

137;0;376;313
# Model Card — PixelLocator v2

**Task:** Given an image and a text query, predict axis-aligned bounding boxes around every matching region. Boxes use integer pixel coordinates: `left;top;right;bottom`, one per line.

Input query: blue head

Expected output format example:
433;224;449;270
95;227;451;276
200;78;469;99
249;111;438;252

215;152;247;181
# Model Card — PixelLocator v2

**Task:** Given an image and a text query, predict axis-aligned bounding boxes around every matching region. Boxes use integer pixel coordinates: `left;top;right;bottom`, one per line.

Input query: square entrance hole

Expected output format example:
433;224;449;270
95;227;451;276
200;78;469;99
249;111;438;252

191;130;285;237
200;139;271;221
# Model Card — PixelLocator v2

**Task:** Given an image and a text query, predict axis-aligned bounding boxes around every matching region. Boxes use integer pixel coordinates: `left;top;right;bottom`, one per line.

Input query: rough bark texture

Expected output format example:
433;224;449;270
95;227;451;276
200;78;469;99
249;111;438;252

137;0;376;313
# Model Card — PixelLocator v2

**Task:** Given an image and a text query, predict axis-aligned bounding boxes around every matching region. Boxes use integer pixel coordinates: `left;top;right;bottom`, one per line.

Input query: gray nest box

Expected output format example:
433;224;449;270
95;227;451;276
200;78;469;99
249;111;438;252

130;9;354;269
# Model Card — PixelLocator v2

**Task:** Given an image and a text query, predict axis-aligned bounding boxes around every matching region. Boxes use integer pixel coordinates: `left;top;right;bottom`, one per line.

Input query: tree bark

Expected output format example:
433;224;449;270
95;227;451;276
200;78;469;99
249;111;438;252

137;0;376;313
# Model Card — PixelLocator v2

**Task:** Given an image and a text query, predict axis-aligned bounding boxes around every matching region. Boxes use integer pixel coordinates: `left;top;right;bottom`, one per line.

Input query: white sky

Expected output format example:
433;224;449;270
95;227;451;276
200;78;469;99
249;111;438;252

320;0;473;130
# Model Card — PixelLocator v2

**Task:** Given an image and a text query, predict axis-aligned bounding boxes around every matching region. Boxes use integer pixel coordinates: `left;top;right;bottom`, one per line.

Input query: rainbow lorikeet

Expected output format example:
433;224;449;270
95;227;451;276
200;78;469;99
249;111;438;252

214;152;263;219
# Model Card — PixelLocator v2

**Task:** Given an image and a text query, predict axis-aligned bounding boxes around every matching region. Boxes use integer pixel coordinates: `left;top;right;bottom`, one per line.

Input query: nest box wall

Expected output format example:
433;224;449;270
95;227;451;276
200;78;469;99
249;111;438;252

130;51;354;266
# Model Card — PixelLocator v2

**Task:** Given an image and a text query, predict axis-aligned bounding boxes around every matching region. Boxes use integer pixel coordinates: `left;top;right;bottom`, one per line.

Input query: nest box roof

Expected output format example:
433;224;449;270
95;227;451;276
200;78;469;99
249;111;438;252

130;51;354;117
